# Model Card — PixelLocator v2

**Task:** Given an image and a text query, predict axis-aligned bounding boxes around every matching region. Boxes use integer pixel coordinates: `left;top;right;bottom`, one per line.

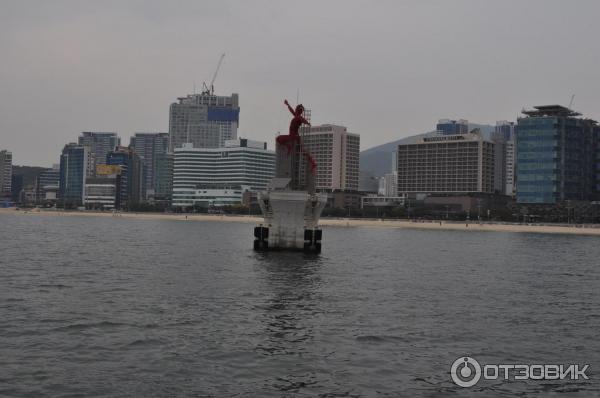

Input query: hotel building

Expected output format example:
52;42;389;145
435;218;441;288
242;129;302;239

171;138;275;208
396;131;495;194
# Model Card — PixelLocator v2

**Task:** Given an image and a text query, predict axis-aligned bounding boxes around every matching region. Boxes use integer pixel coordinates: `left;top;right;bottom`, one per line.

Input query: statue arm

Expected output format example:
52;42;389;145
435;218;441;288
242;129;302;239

301;116;311;126
284;99;295;115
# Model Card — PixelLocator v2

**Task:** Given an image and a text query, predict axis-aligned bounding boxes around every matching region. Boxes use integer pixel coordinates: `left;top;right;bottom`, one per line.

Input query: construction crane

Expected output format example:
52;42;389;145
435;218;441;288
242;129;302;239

568;94;575;109
202;53;225;95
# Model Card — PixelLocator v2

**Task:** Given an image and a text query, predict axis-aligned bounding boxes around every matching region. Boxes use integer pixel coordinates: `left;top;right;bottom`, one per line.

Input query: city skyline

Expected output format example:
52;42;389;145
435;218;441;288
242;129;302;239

3;0;600;166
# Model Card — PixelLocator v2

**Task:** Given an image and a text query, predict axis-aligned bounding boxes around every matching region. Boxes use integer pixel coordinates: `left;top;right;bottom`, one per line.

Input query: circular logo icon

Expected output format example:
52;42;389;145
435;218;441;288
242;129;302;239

451;356;482;387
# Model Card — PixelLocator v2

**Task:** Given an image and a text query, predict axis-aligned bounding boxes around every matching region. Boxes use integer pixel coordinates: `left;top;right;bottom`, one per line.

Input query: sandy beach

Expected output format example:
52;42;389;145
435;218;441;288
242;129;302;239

2;207;600;236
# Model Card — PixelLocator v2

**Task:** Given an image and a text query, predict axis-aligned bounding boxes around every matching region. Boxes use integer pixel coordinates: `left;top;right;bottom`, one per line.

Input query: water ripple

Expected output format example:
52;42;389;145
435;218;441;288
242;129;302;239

1;213;599;396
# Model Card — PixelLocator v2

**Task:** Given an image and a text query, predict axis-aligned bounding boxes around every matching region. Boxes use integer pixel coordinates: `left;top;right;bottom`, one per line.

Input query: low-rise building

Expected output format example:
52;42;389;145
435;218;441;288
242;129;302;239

84;176;118;209
178;184;251;208
361;194;406;208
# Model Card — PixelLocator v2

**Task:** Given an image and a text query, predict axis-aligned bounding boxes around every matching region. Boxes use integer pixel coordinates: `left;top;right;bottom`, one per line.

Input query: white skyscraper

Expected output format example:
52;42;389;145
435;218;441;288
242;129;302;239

0;150;12;196
169;92;240;151
171;138;275;208
298;124;360;191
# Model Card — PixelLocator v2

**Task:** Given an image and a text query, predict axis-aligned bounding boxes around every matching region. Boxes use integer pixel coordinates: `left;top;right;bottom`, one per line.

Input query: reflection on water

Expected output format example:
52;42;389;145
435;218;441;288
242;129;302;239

256;252;322;357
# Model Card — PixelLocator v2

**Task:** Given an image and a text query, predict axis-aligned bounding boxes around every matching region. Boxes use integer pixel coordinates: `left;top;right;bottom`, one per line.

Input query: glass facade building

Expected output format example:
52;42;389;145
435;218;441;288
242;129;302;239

153;152;173;204
78;132;120;168
596;127;600;197
516;105;596;204
59;144;91;205
495;121;517;141
130;132;169;200
106;147;143;209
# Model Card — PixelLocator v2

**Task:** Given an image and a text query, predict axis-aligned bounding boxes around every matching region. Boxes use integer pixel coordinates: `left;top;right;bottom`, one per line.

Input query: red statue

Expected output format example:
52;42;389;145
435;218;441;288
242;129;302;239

277;99;316;172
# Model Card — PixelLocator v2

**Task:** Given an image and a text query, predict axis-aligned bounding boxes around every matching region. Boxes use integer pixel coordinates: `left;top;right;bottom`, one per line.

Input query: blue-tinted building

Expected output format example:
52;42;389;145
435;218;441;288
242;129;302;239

11;174;23;202
596;126;600;198
36;165;60;203
494;121;517;141
516;105;596;204
129;132;169;200
436;119;469;135
78;132;120;167
106;147;143;209
59;143;92;205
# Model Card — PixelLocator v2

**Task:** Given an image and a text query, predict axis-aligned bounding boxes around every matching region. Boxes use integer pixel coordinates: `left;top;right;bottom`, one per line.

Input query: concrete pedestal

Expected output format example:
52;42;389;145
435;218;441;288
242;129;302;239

254;137;325;252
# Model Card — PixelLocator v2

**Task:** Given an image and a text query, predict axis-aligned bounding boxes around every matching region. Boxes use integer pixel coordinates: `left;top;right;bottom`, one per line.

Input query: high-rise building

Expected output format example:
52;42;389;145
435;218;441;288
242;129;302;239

494;121;518;196
377;174;398;196
171;138;275;208
169;92;239;151
0;150;12;197
397;131;495;194
378;152;398;197
59;143;93;205
153;152;173;205
130;132;169;200
11;175;23;202
436;119;469;135
35;164;61;203
505;139;517;197
78;132;120;168
106;147;143;209
297;124;360;191
517;105;597;204
495;120;517;141
596;127;600;198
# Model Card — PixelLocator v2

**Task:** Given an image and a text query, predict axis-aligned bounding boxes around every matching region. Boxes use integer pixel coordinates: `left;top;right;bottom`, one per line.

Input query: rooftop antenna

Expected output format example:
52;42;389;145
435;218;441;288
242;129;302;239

568;94;575;109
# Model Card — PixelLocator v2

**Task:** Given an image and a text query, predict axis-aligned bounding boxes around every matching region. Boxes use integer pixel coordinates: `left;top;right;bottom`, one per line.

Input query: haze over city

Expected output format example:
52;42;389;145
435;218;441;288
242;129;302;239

2;0;600;166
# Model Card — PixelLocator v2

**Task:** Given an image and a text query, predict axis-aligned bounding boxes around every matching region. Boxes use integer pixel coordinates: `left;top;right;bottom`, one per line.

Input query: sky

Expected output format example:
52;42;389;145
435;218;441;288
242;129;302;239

2;0;600;166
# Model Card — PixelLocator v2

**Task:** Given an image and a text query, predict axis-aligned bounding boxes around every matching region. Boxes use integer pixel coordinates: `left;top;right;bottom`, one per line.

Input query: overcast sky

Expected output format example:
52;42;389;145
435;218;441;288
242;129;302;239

2;0;600;166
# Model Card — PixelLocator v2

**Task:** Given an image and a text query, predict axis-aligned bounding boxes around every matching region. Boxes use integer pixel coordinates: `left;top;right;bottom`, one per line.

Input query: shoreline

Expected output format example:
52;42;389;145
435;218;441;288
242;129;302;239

3;207;600;236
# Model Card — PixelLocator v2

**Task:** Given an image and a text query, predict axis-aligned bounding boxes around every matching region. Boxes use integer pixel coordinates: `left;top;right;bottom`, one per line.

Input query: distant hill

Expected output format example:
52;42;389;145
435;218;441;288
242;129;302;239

360;123;495;177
